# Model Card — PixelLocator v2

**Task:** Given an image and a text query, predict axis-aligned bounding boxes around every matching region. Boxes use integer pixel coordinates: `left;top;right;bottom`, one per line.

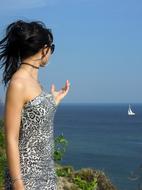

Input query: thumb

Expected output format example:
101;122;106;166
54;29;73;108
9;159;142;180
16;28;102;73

50;84;56;94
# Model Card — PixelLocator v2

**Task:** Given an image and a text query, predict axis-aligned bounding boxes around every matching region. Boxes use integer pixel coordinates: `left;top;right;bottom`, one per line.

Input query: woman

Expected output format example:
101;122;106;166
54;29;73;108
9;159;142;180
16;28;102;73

0;19;70;190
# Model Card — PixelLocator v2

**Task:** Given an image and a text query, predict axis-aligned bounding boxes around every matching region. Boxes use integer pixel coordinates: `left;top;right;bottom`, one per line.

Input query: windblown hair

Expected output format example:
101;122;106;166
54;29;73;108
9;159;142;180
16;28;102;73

0;19;54;87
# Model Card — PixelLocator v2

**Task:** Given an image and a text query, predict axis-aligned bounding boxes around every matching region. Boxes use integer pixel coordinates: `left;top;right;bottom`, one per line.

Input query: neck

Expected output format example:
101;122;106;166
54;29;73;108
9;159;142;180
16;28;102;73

19;62;40;82
21;62;39;69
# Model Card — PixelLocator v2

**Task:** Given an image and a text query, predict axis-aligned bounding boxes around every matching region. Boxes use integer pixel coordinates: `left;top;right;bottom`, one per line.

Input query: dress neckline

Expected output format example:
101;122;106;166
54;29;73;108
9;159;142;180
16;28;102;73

23;89;45;108
22;86;57;109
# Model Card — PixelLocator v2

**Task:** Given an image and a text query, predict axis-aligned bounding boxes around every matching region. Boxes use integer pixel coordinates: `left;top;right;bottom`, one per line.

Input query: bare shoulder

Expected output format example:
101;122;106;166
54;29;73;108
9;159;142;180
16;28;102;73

5;77;26;106
6;69;29;94
7;77;25;94
8;78;24;89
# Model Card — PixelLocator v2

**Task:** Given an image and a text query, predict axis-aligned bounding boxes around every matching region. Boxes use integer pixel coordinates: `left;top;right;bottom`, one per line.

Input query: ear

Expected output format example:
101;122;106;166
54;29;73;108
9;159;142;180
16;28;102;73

41;46;48;56
40;44;49;59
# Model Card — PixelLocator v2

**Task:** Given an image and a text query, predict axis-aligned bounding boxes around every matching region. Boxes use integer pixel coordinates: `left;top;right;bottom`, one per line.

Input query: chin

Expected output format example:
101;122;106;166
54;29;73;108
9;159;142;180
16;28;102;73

40;64;45;67
40;62;47;67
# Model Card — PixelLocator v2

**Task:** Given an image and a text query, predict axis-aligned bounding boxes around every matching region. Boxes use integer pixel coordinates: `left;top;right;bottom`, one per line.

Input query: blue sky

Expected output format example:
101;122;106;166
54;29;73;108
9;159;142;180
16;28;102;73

0;0;142;103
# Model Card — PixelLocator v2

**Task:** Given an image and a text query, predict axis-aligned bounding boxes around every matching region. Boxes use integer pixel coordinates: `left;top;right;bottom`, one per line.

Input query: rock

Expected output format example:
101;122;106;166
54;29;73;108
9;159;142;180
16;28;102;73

55;164;117;190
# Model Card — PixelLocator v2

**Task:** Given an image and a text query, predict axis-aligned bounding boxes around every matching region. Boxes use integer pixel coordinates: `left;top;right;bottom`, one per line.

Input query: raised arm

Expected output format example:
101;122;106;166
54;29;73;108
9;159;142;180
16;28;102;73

4;80;25;190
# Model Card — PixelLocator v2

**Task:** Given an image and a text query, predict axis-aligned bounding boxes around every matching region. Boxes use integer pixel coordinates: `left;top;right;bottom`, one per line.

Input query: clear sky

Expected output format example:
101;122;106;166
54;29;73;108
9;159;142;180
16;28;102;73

0;0;142;103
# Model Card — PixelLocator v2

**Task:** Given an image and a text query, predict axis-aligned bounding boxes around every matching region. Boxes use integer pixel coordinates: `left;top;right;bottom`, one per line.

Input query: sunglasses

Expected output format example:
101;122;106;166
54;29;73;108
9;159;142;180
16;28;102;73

44;43;55;55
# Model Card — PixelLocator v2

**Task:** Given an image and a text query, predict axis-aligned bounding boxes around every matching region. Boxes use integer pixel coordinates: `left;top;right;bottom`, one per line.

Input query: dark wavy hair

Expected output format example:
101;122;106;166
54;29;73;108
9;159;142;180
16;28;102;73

0;19;54;88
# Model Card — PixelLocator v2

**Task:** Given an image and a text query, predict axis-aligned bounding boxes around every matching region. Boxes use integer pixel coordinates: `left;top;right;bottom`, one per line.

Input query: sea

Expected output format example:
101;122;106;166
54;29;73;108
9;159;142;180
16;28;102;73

54;103;142;190
0;103;142;190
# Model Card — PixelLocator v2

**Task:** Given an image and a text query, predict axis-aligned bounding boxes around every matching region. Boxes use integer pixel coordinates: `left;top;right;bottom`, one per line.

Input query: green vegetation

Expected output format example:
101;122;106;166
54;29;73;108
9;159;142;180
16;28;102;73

0;118;117;190
54;133;68;162
55;164;117;190
0;119;7;189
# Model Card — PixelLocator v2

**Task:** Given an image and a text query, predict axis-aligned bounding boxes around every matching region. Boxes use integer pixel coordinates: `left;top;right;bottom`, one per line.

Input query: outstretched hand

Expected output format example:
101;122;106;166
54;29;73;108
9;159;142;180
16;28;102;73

50;80;70;105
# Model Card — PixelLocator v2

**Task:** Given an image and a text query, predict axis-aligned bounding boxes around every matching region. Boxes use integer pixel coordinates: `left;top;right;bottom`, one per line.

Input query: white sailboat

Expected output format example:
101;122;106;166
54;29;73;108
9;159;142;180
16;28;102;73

128;104;135;116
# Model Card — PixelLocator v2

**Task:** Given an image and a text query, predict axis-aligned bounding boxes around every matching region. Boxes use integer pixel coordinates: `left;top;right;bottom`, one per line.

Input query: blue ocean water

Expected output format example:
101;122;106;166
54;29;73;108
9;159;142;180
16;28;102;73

54;103;142;190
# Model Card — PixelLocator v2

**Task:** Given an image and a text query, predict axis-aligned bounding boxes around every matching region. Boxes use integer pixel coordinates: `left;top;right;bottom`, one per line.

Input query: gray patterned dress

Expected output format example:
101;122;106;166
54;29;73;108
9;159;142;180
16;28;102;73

4;87;58;190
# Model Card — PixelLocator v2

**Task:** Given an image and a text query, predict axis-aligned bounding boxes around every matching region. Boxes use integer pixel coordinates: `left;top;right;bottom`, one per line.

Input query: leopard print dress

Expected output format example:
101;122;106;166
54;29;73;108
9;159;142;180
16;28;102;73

4;87;58;190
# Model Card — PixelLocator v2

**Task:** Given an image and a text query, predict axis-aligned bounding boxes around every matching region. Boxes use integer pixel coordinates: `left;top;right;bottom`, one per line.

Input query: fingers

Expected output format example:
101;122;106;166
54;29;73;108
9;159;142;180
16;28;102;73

66;80;70;90
67;79;70;86
50;80;70;95
62;80;70;93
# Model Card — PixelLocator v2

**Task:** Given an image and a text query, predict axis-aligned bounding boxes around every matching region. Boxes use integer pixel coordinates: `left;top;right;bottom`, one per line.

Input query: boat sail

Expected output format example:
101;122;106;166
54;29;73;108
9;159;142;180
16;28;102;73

128;104;135;116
